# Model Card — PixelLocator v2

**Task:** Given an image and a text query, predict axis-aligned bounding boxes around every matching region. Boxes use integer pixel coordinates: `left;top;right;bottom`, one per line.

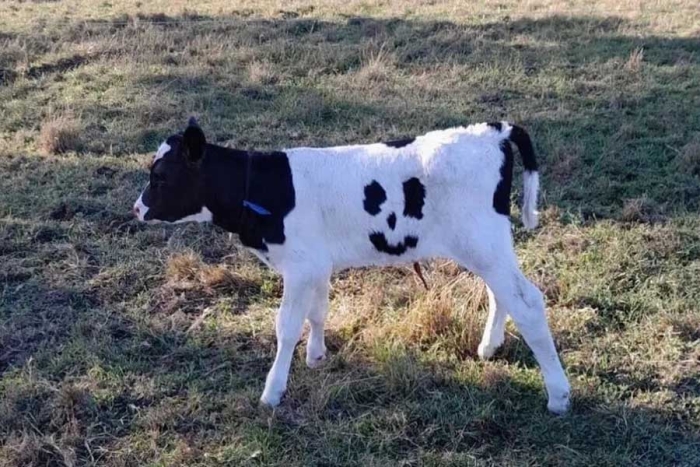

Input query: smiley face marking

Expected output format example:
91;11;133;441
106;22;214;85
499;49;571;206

362;178;426;255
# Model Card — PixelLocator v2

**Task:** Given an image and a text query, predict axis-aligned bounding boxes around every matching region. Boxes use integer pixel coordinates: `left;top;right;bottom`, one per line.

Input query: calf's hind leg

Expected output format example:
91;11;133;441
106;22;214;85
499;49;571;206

481;264;570;413
478;286;507;359
455;229;570;413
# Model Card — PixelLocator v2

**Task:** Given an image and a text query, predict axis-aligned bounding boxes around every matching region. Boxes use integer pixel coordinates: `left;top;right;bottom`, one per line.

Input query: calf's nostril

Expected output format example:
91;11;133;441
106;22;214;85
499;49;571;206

133;206;140;217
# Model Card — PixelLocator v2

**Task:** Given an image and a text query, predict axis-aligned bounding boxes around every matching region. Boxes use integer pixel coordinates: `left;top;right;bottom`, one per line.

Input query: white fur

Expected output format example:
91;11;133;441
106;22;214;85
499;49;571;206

261;123;566;413
153;142;171;164
478;286;506;359
132;189;212;224
173;207;213;224
522;170;539;230
133;192;149;222
150;123;568;413
133;143;173;222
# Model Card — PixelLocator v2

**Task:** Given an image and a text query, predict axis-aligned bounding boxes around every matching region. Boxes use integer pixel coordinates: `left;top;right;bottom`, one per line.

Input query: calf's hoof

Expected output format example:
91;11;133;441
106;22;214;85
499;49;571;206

306;351;327;369
260;387;286;408
477;342;500;360
547;391;571;415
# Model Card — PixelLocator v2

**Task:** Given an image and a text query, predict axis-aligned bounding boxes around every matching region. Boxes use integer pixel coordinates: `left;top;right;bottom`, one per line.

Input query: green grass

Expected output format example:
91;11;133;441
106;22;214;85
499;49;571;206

1;1;700;465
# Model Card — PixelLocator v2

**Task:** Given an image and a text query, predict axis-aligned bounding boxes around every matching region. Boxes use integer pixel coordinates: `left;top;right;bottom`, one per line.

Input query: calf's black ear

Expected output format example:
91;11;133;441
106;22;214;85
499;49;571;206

183;119;206;163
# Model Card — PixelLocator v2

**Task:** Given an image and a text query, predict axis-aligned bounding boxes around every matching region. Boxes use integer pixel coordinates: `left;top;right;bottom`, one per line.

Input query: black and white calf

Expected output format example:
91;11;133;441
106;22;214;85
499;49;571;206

133;118;570;413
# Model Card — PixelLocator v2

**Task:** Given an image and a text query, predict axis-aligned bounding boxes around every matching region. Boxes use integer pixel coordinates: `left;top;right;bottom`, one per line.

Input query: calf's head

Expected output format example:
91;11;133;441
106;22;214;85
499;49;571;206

133;118;212;224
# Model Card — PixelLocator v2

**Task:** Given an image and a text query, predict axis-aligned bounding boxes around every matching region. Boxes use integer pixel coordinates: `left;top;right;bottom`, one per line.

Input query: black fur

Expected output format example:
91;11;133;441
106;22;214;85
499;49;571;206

363;178;425;255
141;129;295;251
384;137;415;149
487;121;503;132
492;140;514;217
386;212;397;230
203;148;295;251
508;125;538;172
490;123;538;218
143;135;206;222
369;233;418;255
402;177;425;219
363;180;387;215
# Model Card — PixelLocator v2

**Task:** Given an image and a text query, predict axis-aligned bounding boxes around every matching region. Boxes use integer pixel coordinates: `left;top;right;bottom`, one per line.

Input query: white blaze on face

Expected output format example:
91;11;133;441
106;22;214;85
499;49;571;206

133;189;150;222
153;142;171;165
133;142;170;223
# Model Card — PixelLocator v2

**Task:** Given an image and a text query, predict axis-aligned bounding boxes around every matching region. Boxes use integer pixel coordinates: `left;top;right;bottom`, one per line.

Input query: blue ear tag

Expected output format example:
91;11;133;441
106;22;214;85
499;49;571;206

243;200;271;216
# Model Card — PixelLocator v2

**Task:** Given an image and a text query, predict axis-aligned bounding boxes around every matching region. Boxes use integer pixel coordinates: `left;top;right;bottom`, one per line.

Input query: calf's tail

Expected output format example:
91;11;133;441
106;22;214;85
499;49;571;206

489;122;540;230
507;124;540;230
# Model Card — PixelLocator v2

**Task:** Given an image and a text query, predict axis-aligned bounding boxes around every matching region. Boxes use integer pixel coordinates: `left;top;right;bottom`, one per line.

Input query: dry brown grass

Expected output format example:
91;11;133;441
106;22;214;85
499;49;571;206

167;251;227;286
354;45;396;86
379;275;487;359
547;142;583;184
2;433;78;467
326;263;490;363
620;196;664;223
38;113;83;155
624;47;645;72
246;60;279;86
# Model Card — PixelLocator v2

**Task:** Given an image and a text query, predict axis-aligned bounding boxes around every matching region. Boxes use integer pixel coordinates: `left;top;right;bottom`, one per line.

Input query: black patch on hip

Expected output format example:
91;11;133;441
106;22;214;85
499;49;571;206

492;140;513;216
369;233;418;256
363;180;387;215
402;177;425;219
384;137;415;149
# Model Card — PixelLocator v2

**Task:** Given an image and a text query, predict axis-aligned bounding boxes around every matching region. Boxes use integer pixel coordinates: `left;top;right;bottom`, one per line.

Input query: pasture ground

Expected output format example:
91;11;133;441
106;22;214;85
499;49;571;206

1;1;699;465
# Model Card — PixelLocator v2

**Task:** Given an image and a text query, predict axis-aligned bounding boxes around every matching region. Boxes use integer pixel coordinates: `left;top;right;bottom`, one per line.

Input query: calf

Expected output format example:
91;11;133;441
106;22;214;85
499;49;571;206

133;118;570;414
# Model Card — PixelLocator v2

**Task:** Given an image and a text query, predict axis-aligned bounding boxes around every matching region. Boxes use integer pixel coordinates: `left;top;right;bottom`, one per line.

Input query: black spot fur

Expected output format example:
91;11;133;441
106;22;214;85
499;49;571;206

363;180;386;215
384;137;415;149
369;233;418;255
487;121;503;132
492;140;513;217
402;177;425;219
386;212;397;230
233;151;295;250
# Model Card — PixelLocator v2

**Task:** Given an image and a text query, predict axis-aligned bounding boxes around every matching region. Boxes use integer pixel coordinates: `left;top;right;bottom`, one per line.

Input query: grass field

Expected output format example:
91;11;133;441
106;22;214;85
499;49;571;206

1;0;700;465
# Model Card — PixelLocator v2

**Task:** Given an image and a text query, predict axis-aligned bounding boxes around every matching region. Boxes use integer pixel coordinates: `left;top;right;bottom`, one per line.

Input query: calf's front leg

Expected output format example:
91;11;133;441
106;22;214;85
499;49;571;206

306;279;330;368
260;268;330;407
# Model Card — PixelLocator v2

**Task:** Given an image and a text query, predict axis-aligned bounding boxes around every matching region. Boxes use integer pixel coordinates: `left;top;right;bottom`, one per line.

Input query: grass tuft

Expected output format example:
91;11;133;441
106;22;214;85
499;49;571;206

38;113;83;155
247;60;279;86
624;47;645;72
678;139;700;175
620;196;664;223
385;274;486;359
354;45;396;85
